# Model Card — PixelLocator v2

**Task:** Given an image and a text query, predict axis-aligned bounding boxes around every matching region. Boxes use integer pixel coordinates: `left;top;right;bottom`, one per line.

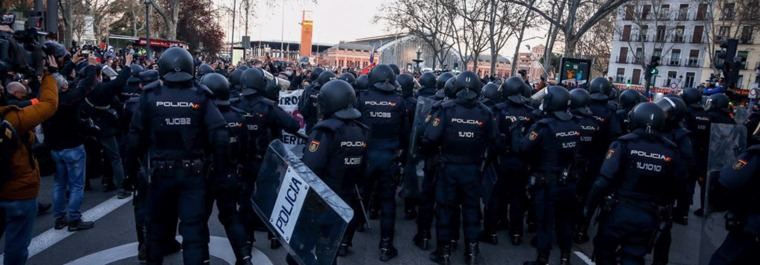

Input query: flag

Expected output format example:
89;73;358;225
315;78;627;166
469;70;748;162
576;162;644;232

369;49;375;65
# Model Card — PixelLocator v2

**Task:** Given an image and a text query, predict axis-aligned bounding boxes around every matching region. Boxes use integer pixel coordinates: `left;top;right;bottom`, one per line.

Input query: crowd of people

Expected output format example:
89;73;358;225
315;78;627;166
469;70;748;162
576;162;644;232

1;38;759;265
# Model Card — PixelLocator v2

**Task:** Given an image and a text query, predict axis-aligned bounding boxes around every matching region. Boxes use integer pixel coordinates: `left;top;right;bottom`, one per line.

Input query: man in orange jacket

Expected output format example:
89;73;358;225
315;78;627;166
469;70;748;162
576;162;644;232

0;55;59;265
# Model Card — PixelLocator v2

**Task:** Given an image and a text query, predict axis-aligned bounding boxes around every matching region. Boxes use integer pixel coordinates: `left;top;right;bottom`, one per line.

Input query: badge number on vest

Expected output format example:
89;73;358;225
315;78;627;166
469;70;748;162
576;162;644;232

269;167;310;243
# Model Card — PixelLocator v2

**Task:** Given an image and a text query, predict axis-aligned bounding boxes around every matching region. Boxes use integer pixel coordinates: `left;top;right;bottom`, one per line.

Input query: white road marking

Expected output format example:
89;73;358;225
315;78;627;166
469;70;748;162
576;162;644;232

0;196;132;263
64;236;274;265
574;250;596;265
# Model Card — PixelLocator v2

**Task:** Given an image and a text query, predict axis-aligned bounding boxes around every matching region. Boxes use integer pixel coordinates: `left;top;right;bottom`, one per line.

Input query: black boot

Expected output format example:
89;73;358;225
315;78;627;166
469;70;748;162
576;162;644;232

464;241;480;265
337;242;351;257
429;242;452;265
270;237;281;249
378;238;398;262
138;243;147;263
560;250;571;265
413;230;431;250
235;244;253;265
523;252;550;265
478;232;498;245
511;234;523;246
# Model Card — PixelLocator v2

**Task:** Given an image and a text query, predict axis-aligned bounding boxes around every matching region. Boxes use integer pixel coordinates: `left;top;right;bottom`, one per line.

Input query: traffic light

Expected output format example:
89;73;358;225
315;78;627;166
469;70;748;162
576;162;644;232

645;56;660;80
715;39;738;70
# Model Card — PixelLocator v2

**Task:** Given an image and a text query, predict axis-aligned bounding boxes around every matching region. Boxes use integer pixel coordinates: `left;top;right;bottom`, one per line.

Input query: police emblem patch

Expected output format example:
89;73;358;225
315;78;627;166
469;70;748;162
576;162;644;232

605;149;615;159
308;140;320;152
425;115;431;123
432;118;441;127
733;159;748;170
528;131;538;141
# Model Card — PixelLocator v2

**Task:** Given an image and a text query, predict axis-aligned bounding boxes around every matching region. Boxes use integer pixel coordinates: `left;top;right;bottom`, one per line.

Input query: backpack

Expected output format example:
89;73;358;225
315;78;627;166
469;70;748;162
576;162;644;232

0;110;19;187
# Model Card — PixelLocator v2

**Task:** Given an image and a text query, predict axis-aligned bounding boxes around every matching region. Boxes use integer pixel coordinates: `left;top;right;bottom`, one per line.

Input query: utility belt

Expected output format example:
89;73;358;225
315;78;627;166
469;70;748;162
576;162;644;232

529;168;575;187
148;159;204;183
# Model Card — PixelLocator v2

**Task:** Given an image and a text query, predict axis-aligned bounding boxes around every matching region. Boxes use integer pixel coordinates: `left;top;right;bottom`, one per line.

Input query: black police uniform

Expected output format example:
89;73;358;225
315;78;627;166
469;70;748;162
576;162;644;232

299;71;332;133
683;101;711;215
519;109;581;264
570;103;602;243
589;124;684;265
709;144;760;265
355;70;409;260
423;78;497;264
417;72;438;98
127;81;228;265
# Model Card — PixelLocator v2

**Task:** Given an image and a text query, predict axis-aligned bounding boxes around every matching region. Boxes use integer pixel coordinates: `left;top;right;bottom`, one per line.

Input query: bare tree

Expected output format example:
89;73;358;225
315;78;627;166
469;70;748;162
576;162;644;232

485;0;520;76
705;0;760;74
150;0;180;40
375;0;455;69
509;0;537;76
442;0;489;71
506;0;627;56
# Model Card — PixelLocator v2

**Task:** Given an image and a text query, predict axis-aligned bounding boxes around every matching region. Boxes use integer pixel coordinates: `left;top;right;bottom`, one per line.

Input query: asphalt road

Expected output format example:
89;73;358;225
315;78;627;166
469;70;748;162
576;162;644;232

1;174;719;265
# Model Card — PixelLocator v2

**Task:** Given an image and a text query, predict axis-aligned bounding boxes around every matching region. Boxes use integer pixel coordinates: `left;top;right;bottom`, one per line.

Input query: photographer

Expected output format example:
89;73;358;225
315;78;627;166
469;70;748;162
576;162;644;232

0;55;59;265
42;51;99;232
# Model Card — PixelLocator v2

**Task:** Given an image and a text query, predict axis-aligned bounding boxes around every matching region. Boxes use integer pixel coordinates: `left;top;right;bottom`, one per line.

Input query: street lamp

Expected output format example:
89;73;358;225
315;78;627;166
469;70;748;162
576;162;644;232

144;0;152;59
412;46;424;73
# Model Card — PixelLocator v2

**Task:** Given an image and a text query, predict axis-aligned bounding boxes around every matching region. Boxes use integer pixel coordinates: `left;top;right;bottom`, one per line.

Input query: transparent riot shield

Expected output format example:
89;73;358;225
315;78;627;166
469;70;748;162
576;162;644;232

733;106;750;124
699;123;747;264
401;96;437;198
252;140;354;265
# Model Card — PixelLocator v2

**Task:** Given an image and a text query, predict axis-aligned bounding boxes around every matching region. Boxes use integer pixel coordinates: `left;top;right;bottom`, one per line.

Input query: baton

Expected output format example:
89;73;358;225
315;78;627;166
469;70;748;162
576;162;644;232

354;184;371;230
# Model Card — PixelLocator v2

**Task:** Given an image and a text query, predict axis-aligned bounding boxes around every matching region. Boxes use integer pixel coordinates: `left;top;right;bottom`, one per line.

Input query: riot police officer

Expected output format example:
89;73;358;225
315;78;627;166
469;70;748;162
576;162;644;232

417;72;438;98
235;67;300;249
122;64;144;101
338;72;356;87
681;87;711;217
300;70;335;132
569;88;602;243
616;89;644;133
300;79;370;260
746;101;760;146
708;131;760;265
519;86;580;265
652;95;694;265
576;77;622;243
694;93;735;217
586;102;683;265
412;71;455;251
355;74;370;93
228;66;249;104
355;64;409;261
480;83;502;108
197;64;214;79
482;76;534;246
424;71;497;265
398;73;419;220
200;73;251;265
125;47;229;265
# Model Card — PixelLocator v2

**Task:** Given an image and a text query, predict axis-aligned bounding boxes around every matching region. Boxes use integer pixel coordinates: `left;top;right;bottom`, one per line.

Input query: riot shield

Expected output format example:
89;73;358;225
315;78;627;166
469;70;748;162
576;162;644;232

401;96;436;198
252;140;354;265
699;123;747;264
733;106;749;124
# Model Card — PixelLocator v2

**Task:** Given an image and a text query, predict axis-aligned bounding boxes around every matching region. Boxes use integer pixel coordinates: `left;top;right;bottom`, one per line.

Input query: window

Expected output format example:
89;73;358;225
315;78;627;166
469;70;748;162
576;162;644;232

696;3;708;20
738;51;749;69
624;5;634;20
670;49;681;66
618;47;629;63
741;26;754;44
722;3;735;20
635;48;643;64
717;26;731;41
656;26;666;42
642;5;652;20
632;69;642;85
639;25;649;41
678;4;689;20
685;72;696;88
688;50;700;67
674;26;685;42
622;25;632;41
653;48;662;59
616;68;626;83
693;26;704;43
667;71;678;86
737;75;744;88
659;5;671;20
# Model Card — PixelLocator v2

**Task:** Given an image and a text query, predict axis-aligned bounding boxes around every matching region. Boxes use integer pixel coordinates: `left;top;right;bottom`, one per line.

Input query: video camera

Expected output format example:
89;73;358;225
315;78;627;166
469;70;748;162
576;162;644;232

0;12;58;79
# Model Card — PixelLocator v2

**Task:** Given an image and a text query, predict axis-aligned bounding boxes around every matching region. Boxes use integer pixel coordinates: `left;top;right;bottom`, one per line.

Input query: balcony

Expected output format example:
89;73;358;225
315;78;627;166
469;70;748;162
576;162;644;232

667;59;681;66
740;37;754;44
684;58;702;68
675;11;689;21
672;35;685;43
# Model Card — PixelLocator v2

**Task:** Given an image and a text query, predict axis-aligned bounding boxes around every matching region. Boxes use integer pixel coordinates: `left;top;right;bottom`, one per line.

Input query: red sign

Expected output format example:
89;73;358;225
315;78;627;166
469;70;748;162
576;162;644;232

135;38;189;49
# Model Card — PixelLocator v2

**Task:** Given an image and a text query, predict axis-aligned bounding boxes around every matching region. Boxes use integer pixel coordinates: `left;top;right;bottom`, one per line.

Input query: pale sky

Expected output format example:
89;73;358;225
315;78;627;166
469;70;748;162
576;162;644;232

214;0;548;56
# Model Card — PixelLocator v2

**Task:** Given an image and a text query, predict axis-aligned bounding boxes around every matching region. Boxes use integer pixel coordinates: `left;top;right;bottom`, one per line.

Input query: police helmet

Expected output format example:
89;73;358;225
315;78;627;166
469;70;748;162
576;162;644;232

443;77;458;98
397;73;416;98
588;77;612;101
502;76;527;104
315;71;337;88
389;64;401;75
629;102;666;133
369;64;397;92
239;68;267;96
569;88;592;116
419;72;437;89
338;72;356;86
157;47;195;82
139;70;159;84
355;75;369;91
127;64;144;84
705;93;730;112
482;83;501;102
229;68;246;89
436;72;455;90
197;64;214;78
201;73;231;106
309;67;325;82
263;70;281;101
681;87;703;108
318;80;361;119
656;95;687;123
619;89;643;110
455;71;482;100
541;86;572;120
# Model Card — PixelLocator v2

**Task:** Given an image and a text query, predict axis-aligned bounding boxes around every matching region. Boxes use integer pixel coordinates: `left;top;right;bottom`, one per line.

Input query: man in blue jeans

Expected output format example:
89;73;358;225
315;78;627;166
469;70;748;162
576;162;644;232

49;145;92;230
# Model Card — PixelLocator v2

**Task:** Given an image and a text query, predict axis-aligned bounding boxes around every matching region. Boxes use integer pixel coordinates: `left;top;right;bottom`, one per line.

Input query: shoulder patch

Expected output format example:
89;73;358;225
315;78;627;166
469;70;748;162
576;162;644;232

308;140;320;152
605;149;615;159
432;117;441;127
733;159;748;170
529;131;539;141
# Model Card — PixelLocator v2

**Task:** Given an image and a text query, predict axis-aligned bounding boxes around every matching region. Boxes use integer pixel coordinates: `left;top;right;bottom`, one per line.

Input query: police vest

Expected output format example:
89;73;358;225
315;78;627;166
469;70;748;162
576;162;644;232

143;85;212;160
357;90;406;144
313;118;369;193
221;106;248;164
534;117;581;174
496;101;534;154
236;95;278;159
616;134;678;204
438;101;493;164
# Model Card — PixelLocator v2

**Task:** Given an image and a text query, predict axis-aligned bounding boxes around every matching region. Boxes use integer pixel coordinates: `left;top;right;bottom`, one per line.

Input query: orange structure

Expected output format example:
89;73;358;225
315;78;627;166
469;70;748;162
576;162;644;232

299;11;313;57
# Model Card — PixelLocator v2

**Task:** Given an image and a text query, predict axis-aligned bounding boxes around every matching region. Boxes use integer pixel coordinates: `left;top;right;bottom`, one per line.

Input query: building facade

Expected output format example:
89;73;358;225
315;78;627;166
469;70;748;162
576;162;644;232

607;0;760;91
